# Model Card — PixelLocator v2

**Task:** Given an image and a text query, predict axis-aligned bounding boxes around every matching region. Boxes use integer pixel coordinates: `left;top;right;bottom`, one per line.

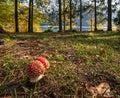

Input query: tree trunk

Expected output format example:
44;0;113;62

70;0;72;31
58;0;62;32
15;0;19;32
94;0;97;31
28;0;31;32
91;14;93;31
31;0;33;32
63;0;66;32
28;0;33;32
79;0;82;32
107;0;112;31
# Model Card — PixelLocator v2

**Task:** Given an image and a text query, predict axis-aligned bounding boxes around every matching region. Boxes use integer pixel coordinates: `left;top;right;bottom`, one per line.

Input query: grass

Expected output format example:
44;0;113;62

0;31;120;97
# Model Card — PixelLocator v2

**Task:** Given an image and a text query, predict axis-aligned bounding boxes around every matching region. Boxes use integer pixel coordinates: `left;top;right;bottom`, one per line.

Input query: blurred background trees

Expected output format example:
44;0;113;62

0;0;120;33
114;10;120;31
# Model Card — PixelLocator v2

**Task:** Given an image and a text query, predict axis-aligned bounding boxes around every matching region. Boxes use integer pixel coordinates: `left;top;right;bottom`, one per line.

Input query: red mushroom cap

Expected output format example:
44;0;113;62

35;56;50;69
26;60;45;83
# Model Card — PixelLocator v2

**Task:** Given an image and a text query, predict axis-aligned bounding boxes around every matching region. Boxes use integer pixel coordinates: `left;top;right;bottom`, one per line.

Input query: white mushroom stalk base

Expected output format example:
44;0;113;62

30;74;44;83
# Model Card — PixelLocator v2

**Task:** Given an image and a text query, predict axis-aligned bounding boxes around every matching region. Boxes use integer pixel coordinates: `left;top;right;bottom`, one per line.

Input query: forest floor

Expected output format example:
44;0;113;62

0;31;120;98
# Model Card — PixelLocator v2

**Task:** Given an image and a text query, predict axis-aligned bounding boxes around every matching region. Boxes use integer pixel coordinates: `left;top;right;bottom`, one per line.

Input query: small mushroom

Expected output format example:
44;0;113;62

99;48;106;55
35;56;50;69
26;60;45;83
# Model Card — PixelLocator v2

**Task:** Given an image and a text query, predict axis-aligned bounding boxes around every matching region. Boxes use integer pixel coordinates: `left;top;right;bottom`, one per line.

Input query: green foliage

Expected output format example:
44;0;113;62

0;2;14;26
114;10;120;25
0;1;47;32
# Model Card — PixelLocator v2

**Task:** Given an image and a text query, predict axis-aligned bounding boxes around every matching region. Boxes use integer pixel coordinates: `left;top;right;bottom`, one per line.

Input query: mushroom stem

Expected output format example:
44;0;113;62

30;74;44;83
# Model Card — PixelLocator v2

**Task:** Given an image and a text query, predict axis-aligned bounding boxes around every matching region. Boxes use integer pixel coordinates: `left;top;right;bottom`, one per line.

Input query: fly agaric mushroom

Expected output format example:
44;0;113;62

26;60;45;83
35;56;50;69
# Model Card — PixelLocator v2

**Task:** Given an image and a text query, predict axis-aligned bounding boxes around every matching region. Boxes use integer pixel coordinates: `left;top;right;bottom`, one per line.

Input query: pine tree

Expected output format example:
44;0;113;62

107;0;112;31
15;0;19;32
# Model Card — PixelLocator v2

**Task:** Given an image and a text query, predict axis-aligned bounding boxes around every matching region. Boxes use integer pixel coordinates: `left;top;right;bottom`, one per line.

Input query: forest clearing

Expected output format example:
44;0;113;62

0;32;120;98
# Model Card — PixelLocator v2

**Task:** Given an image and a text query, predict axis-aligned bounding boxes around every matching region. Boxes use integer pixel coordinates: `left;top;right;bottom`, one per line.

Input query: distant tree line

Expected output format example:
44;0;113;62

0;0;120;33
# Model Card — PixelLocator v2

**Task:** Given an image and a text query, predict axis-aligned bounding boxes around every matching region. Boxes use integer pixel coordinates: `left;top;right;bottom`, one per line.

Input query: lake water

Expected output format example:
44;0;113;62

40;26;91;32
